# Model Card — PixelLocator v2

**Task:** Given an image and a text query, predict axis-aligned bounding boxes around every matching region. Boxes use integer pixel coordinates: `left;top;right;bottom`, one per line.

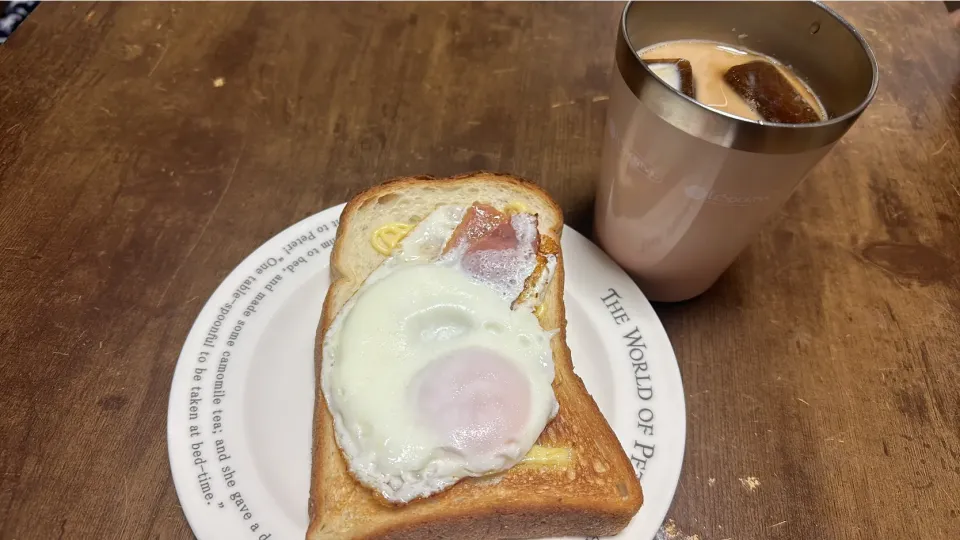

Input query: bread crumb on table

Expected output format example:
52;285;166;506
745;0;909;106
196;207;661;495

739;476;761;491
657;518;702;540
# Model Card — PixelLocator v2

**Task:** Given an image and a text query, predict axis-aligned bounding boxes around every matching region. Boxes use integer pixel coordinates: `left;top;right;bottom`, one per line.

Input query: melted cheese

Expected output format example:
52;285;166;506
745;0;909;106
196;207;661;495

503;201;529;215
519;445;573;468
371;222;413;255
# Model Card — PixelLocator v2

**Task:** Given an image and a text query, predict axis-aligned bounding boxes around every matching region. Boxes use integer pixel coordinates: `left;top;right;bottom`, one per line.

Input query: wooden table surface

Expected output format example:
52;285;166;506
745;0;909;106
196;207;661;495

1;2;958;539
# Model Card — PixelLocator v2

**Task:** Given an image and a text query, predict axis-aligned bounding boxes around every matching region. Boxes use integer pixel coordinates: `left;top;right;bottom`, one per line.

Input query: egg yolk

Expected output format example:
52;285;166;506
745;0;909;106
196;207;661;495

413;347;531;454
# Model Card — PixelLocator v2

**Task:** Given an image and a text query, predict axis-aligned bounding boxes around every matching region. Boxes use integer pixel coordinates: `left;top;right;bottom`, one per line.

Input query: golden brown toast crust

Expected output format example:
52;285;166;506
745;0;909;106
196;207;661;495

308;173;643;540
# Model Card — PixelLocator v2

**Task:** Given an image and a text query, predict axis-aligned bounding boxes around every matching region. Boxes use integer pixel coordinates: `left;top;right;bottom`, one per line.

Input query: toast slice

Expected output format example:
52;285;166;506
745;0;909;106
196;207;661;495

308;172;643;539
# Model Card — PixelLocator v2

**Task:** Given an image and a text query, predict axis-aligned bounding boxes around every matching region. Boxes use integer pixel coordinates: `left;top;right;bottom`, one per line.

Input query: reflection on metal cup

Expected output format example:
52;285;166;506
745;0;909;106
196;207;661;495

595;1;878;302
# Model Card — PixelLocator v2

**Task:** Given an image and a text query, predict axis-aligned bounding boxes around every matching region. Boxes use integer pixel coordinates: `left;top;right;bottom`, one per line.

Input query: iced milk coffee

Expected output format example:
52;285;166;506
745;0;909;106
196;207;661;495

596;1;878;302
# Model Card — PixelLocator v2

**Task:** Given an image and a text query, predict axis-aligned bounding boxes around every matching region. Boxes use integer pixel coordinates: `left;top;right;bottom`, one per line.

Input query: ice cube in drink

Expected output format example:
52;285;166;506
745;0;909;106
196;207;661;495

643;58;696;99
723;60;823;124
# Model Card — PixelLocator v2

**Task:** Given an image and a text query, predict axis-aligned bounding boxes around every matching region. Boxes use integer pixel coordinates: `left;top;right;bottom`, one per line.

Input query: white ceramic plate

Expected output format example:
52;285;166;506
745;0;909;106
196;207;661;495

167;204;685;540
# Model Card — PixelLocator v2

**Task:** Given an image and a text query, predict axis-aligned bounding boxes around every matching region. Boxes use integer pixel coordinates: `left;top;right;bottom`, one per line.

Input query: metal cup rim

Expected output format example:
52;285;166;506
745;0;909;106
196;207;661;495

619;0;880;131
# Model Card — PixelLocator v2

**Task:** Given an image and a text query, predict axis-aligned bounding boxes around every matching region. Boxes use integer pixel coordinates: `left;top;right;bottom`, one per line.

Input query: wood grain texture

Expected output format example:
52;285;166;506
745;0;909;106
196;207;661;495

0;2;956;539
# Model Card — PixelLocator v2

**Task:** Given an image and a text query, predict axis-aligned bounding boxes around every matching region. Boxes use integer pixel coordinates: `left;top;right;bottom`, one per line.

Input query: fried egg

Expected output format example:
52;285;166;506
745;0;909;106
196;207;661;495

321;204;559;504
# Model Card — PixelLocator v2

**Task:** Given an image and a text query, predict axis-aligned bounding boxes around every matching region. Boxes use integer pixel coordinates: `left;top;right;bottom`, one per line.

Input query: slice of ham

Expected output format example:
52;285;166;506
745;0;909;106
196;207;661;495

442;203;541;302
442;203;511;255
467;220;520;254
